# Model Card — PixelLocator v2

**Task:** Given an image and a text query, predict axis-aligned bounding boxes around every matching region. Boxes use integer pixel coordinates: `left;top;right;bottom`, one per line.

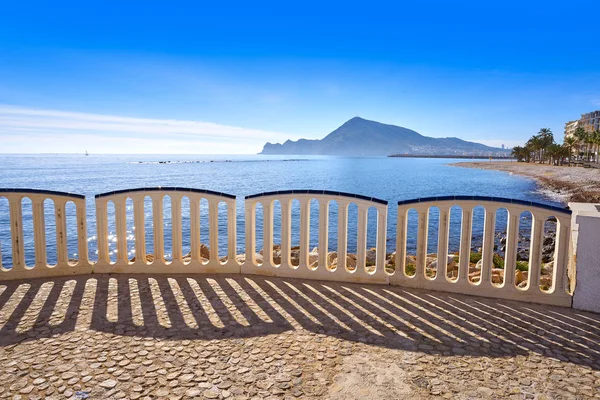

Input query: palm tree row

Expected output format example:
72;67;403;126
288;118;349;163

511;127;600;165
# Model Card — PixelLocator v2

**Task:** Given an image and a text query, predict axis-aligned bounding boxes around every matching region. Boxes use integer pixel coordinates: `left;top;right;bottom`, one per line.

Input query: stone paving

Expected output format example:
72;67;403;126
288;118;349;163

0;274;599;399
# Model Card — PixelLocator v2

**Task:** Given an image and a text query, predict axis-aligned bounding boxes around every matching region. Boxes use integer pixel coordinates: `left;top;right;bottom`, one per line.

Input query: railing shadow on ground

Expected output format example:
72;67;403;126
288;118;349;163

0;274;599;370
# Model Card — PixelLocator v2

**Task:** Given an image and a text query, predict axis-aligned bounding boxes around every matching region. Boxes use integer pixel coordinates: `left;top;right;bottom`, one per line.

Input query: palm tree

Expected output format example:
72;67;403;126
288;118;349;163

511;146;529;162
592;130;600;163
574;126;588;161
537;128;554;163
563;136;577;164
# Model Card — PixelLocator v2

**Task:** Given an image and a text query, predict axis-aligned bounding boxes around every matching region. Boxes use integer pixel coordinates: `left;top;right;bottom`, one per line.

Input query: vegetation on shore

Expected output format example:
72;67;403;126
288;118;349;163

511;127;600;165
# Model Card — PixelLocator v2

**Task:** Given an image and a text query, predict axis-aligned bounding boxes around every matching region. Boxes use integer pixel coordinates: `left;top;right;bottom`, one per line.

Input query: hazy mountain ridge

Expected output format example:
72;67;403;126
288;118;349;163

260;117;509;156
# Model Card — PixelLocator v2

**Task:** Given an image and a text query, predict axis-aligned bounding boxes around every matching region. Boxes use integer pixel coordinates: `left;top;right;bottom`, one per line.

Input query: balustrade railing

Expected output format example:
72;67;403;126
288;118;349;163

0;189;91;279
394;196;572;306
94;187;238;274
243;190;388;283
0;188;574;306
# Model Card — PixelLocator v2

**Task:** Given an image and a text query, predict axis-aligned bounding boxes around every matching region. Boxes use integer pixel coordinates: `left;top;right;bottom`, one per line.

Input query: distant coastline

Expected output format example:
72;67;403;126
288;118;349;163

389;154;514;159
453;161;600;204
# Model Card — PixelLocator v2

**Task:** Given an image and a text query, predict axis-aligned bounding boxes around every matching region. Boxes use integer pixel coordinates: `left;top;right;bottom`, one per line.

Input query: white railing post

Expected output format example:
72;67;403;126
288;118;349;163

337;201;349;271
415;208;428;281
376;207;387;271
554;216;570;294
208;200;219;263
396;207;407;276
435;206;450;281
503;208;520;289
133;197;146;264
525;212;544;291
457;206;472;284
114;199;128;263
32;199;47;268
171;194;183;263
152;196;165;263
55;200;68;265
263;201;273;267
299;198;311;269
76;200;88;266
318;201;329;269
480;208;496;285
227;199;237;264
356;205;368;271
96;199;109;265
245;201;256;265
281;199;291;267
190;198;201;262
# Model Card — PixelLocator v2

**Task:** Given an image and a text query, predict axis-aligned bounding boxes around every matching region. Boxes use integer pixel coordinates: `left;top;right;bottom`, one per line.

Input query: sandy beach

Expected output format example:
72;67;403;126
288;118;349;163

453;161;600;204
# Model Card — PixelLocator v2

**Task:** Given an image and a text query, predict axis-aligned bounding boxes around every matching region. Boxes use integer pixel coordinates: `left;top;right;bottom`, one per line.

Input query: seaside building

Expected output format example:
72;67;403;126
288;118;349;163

581;110;600;133
564;120;580;139
564;110;600;139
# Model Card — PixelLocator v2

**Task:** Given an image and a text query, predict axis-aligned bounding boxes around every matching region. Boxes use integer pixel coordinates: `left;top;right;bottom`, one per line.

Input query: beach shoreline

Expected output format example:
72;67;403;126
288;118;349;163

452;161;600;204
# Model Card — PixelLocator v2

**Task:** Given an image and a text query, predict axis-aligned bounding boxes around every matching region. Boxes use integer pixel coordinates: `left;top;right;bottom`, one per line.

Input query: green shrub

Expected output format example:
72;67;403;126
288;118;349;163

470;252;482;264
405;263;416;276
366;260;376;267
493;253;504;269
516;261;529;272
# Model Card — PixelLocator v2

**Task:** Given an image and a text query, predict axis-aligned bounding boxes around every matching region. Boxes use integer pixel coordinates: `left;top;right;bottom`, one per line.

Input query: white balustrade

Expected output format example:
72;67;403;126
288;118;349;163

392;196;572;306
0;188;577;308
242;190;389;284
0;189;91;279
93;187;238;274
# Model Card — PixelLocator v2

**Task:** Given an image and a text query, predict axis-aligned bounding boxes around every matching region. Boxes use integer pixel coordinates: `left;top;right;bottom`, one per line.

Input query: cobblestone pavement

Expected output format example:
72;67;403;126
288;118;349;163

0;274;599;399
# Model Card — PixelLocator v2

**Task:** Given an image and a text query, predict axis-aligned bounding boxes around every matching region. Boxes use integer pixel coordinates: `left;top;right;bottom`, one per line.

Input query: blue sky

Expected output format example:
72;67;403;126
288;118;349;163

1;1;599;153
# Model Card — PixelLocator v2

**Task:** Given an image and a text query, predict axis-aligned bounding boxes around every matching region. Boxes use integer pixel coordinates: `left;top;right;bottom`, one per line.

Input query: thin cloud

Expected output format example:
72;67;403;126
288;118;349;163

0;105;296;153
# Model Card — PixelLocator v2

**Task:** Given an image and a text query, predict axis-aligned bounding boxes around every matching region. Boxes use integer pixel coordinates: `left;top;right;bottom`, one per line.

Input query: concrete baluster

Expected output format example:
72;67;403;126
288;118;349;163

337;201;349;271
114;198;128;263
480;208;496;285
525;212;544;291
458;206;472;284
96;199;110;265
190;198;201;262
396;207;407;276
263;201;273;267
281;199;291;267
245;201;256;266
318;201;329;270
152;196;165;263
376;207;387;272
502;209;520;289
133;197;146;264
227;199;237;264
32;198;47;268
209;200;219;263
171;194;182;262
55;200;68;266
356;205;368;272
415;208;429;281
299;198;311;269
435;206;450;281
76;201;88;266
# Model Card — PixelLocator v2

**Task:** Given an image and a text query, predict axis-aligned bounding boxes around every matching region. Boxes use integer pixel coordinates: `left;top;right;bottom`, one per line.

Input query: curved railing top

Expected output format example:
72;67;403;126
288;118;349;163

397;195;571;215
245;189;388;205
95;187;236;200
0;188;85;200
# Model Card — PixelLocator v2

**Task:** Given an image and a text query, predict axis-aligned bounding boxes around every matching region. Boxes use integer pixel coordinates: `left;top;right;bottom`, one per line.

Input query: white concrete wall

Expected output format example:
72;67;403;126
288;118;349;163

569;203;600;312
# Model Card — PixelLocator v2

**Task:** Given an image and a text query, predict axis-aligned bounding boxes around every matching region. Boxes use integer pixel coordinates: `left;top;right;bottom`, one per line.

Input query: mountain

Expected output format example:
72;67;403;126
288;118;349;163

260;117;509;156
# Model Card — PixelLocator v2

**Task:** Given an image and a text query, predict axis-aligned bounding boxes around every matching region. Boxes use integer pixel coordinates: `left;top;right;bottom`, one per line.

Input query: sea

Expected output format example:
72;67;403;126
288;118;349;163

0;154;563;267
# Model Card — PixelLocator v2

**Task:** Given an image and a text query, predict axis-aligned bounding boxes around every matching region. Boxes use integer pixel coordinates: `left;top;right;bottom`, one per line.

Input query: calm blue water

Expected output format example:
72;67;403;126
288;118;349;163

0;154;561;267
